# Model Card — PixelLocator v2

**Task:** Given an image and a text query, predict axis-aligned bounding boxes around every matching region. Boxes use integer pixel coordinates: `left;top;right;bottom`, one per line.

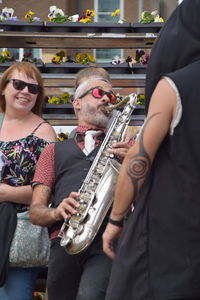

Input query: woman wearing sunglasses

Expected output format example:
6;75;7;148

0;62;57;300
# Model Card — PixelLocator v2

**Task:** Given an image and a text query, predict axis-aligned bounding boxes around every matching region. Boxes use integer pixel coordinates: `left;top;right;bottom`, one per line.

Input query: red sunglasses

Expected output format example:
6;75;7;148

79;87;117;104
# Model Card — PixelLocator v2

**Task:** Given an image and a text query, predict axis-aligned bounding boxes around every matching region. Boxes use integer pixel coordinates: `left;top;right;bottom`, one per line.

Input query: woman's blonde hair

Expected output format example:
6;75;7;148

0;62;45;115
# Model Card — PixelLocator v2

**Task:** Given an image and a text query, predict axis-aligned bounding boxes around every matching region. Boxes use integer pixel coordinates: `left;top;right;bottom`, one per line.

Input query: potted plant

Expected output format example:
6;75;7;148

44;51;96;74
43;92;73;114
0;50;15;72
0;7;44;32
132;10;164;33
45;6;132;34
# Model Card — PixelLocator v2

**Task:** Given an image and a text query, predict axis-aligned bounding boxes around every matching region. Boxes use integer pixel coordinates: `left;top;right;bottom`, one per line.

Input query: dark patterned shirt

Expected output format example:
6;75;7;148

0;122;52;210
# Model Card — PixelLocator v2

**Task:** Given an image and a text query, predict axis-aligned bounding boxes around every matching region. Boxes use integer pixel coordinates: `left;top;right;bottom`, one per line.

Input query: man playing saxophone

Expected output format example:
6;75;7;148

30;73;132;300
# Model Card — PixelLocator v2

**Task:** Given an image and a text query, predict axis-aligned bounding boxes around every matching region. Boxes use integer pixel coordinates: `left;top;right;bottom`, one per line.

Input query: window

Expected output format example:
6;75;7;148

0;48;41;61
94;0;124;63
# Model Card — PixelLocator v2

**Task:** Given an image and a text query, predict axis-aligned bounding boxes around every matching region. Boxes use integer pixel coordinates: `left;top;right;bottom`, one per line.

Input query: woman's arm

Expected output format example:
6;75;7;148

103;78;177;259
0;184;32;204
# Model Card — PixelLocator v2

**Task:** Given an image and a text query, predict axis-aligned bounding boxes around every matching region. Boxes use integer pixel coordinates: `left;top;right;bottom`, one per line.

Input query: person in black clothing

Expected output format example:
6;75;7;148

30;76;131;300
103;1;200;299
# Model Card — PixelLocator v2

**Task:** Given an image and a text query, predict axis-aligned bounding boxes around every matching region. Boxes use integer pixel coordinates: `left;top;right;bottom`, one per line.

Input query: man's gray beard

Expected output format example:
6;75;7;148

81;103;110;128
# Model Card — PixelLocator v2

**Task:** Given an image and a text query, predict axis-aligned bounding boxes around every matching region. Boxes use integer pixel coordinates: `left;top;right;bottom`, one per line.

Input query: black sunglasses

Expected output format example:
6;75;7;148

78;87;117;104
9;79;41;95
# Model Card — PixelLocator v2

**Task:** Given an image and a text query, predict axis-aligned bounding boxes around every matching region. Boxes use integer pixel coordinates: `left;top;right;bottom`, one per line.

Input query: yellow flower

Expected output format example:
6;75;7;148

48;96;61;104
136;93;145;105
58;132;69;141
49;16;55;22
87;54;95;63
60;92;70;103
75;53;82;63
75;53;95;64
25;10;35;19
79;17;91;23
111;9;120;16
154;14;164;22
52;55;61;63
86;10;95;17
2;50;10;57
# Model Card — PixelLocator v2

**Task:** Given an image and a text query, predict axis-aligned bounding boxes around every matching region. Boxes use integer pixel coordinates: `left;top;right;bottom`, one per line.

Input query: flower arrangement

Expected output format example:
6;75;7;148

50;51;95;65
48;6;95;24
111;56;124;65
75;53;95;64
126;50;149;66
140;53;149;65
115;93;123;103
0;50;15;63
111;9;120;23
0;7;18;21
140;10;164;23
57;132;69;142
21;52;43;64
111;9;128;24
48;92;72;104
78;10;95;23
136;93;145;105
24;11;40;23
51;50;66;64
48;6;69;23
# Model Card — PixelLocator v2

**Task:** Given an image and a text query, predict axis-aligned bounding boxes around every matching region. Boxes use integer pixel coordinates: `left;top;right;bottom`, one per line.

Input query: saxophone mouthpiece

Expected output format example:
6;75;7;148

105;93;137;114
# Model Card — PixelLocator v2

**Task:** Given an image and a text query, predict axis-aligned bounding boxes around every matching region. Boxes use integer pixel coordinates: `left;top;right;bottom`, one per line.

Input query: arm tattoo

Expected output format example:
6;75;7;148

41;185;51;198
127;113;160;202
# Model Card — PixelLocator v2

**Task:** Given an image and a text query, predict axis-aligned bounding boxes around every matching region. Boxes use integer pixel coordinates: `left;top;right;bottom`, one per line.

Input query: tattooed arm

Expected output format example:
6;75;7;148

103;78;177;259
30;184;79;227
30;144;79;227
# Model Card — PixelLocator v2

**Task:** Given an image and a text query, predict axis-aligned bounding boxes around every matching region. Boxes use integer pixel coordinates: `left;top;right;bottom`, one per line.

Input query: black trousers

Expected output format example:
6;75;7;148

47;235;112;300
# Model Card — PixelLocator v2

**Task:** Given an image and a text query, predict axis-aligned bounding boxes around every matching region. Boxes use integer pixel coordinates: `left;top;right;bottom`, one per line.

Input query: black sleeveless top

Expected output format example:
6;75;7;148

106;60;200;300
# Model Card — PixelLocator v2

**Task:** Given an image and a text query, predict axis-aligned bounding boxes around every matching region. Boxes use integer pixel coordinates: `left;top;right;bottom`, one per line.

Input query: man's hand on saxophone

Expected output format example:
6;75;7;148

53;192;80;221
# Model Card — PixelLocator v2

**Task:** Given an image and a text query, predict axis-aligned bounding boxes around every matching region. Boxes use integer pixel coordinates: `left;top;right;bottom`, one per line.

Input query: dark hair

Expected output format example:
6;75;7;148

0;62;45;115
75;65;111;89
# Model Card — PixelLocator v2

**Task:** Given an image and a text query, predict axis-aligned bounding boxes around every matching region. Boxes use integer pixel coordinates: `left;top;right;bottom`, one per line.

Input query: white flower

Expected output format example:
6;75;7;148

118;19;124;24
111;56;124;65
54;8;64;17
151;10;158;17
69;14;79;22
2;7;14;18
49;6;57;13
154;14;162;22
48;7;65;18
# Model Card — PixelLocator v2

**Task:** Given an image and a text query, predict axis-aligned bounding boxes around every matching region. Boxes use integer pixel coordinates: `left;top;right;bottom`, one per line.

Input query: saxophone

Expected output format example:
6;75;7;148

58;93;137;254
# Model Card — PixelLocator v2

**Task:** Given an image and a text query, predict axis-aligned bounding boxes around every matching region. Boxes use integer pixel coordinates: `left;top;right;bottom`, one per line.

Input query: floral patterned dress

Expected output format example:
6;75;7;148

0;122;52;211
